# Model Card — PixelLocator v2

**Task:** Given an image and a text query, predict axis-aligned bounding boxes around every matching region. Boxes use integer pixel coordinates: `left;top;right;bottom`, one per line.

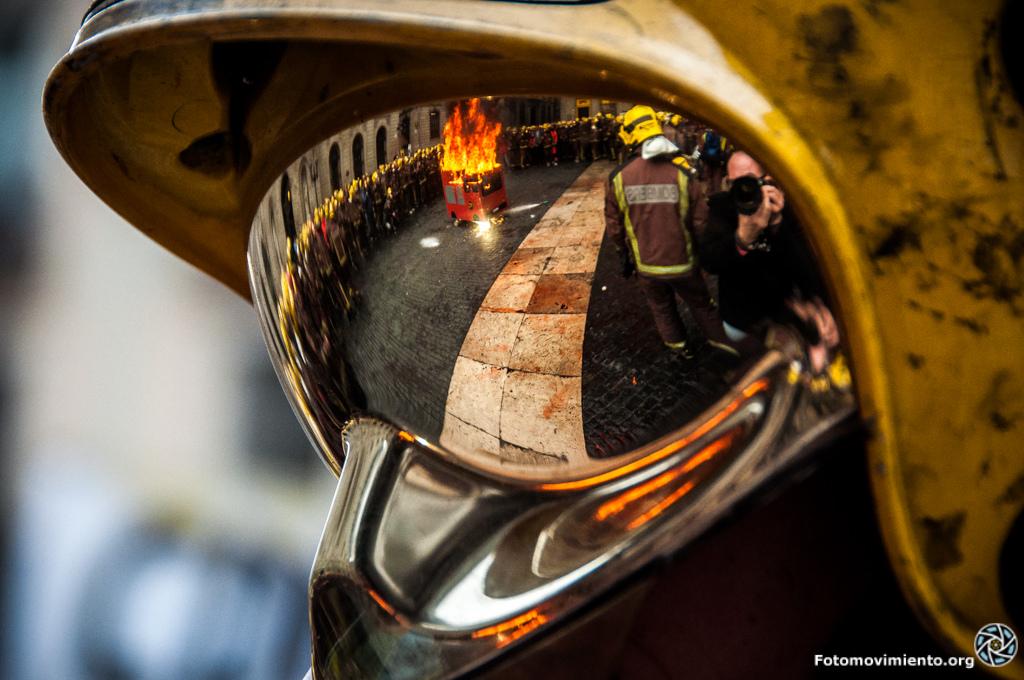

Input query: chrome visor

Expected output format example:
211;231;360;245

245;98;857;679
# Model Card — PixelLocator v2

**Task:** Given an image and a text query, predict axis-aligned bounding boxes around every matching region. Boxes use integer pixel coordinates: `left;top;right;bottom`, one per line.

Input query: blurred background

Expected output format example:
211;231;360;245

1;2;335;678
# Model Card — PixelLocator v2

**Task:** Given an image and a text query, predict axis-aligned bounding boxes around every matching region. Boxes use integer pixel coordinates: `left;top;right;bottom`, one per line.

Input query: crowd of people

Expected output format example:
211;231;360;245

501;116;624;168
499;113;721;169
283;145;445;316
273;143;450;438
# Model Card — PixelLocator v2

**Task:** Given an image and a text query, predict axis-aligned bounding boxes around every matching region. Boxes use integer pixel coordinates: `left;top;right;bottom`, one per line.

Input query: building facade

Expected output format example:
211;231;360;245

268;103;448;229
558;97;632;119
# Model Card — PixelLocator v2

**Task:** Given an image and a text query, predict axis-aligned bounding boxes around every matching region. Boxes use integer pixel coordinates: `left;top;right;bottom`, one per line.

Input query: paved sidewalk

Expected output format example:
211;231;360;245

441;163;612;467
345;163;588;443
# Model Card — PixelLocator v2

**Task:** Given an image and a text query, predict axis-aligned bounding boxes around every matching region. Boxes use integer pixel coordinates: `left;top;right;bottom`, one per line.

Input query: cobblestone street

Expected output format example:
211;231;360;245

584;235;734;458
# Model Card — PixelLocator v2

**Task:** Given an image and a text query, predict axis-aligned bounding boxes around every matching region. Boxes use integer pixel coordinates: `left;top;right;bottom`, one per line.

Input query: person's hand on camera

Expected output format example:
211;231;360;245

763;184;785;224
736;182;783;247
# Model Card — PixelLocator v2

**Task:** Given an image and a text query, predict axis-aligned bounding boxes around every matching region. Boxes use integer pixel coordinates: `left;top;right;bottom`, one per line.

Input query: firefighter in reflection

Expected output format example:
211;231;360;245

605;105;740;357
515;127;529;168
699;127;730;194
567;119;582;163
612;113;627;163
371;171;386;234
590;117;604;160
543;124;559;167
576;119;592;162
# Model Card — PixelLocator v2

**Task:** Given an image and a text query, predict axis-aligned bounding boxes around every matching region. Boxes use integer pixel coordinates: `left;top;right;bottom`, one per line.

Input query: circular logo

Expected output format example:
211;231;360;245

975;623;1018;668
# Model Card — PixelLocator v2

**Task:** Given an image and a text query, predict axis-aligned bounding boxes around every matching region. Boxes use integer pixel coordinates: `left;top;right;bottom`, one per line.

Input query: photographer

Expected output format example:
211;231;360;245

697;151;839;370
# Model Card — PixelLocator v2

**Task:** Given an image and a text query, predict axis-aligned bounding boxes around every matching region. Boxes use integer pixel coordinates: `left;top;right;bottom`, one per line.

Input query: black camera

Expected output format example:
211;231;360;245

730;175;776;215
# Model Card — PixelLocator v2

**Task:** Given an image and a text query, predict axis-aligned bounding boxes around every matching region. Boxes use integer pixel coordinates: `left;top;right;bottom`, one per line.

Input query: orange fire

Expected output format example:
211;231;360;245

441;98;502;180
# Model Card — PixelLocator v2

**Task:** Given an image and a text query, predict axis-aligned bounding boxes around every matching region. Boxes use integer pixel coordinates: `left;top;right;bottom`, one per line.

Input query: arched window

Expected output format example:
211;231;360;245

352;134;365;178
329;142;341;191
375;126;388;168
280;173;295;241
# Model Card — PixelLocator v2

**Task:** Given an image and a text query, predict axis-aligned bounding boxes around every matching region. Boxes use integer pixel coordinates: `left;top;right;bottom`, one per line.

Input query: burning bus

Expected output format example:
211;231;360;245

440;99;509;225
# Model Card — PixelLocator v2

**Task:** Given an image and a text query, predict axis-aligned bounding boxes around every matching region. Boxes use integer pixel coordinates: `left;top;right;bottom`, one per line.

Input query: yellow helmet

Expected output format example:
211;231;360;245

43;4;1024;674
622;104;662;146
670;113;682;127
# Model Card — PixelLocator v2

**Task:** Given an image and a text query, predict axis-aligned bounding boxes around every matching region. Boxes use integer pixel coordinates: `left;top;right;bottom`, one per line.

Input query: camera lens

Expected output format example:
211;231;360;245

730;176;763;215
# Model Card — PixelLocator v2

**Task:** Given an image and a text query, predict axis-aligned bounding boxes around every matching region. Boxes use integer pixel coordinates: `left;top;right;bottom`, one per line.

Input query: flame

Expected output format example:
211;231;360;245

441;98;502;180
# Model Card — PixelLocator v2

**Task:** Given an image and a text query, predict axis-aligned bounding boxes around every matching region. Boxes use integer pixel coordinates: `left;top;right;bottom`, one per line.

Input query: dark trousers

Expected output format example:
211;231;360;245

637;272;733;348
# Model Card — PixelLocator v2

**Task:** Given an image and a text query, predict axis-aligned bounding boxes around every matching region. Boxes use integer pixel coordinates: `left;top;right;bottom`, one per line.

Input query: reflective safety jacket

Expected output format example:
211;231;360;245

605;152;697;278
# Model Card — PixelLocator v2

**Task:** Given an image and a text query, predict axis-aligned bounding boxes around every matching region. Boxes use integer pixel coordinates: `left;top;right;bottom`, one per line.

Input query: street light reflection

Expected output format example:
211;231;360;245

470;608;550;648
594;431;735;524
502;201;545;215
537;379;769;492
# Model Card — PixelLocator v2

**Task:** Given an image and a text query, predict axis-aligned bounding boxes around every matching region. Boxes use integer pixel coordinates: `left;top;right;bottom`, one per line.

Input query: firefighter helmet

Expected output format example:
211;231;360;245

617;126;632;147
40;1;1024;679
622;104;662;146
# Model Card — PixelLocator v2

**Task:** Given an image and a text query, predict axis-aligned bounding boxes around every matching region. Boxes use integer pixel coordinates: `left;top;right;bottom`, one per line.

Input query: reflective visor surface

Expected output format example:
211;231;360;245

245;98;856;678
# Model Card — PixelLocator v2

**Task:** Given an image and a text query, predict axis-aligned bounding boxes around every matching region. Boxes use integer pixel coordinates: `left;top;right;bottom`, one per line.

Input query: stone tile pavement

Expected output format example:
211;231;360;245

440;163;612;467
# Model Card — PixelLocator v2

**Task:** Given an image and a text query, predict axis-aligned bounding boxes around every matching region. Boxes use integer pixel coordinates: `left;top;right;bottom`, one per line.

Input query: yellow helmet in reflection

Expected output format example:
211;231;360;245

617;123;632;147
622;104;662;146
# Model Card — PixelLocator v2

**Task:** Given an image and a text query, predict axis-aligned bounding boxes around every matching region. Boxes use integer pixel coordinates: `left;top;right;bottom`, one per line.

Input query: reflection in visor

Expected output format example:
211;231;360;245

249;97;853;481
249;96;856;680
